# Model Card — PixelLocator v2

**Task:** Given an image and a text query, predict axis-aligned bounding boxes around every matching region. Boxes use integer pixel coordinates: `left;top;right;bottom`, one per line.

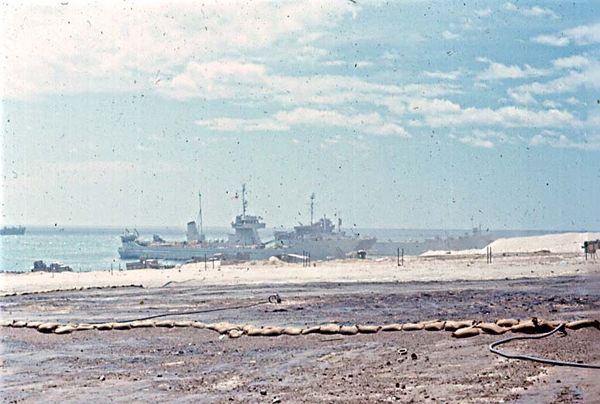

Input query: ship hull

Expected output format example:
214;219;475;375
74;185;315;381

279;238;376;260
118;237;377;262
371;234;494;257
118;242;274;261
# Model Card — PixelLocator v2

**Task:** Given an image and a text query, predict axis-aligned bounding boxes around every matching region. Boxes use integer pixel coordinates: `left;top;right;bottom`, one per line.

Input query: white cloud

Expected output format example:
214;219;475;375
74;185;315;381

531;35;569;47
474;8;493;18
510;59;600;97
476;58;550;80
425;70;461;80
1;1;356;99
423;104;577;129
355;61;373;68
531;23;600;47
529;130;590;149
160;60;270;99
367;124;411;138
458;136;494;148
503;2;558;19
565;97;582;105
564;23;600;46
552;55;591;69
508;90;537;105
195;107;411;138
195;118;289;132
441;30;460;40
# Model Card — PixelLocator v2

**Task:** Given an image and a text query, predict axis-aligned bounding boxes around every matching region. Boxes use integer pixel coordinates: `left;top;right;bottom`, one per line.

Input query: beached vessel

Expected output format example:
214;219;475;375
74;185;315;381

1;226;26;236
119;185;273;261
273;194;376;259
370;225;495;256
118;187;375;261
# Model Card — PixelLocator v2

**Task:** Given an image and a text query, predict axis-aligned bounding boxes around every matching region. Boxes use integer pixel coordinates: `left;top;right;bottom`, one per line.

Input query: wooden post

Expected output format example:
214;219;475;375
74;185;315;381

397;248;404;266
204;254;207;271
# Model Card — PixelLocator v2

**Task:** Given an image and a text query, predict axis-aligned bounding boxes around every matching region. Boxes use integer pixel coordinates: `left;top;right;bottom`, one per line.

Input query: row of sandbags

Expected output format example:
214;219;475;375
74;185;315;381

1;284;144;298
2;317;599;338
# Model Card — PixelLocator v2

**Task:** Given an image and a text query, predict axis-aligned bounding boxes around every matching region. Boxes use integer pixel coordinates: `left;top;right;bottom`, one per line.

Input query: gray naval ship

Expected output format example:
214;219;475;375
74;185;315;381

118;187;376;262
370;225;495;257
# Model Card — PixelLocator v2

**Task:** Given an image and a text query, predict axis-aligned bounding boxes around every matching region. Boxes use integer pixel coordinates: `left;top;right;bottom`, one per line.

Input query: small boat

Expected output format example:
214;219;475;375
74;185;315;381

1;226;26;236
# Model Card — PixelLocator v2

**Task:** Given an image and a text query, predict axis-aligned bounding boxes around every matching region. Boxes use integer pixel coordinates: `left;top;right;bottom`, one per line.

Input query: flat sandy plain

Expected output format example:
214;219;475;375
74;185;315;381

1;234;599;403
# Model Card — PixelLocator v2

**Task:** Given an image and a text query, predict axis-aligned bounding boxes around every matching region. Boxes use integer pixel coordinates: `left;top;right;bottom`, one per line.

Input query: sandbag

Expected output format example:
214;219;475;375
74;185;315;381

535;319;564;333
283;327;303;336
477;322;509;335
228;329;244;338
339;325;359;335
96;323;114;331
207;322;240;334
452;326;480;338
26;321;43;329
424;321;445;331
381;323;399;331
112;322;132;330
174;320;194;327
402;323;424;331
131;320;155;328
37;322;61;333
11;321;27;328
381;324;403;332
192;321;206;329
510;319;539;334
318;324;341;334
356;324;381;334
444;320;474;331
54;325;76;335
301;326;321;335
495;318;519;327
566;319;600;330
75;323;95;331
246;327;264;336
260;326;285;337
155;320;175;328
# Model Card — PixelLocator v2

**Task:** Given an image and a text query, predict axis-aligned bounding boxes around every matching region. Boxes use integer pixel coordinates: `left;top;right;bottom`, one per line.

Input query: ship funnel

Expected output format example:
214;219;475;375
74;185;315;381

187;221;204;242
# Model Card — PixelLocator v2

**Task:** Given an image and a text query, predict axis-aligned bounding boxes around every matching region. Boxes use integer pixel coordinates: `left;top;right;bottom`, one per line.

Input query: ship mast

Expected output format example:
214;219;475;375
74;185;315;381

310;193;315;225
241;183;247;218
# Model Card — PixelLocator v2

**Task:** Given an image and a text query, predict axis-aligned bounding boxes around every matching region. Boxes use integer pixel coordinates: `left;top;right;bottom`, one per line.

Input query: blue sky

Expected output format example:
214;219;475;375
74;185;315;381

1;0;599;230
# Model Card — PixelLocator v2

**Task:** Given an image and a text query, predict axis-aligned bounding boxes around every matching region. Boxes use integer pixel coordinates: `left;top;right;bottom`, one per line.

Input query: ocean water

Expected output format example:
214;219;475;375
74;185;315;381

0;226;566;273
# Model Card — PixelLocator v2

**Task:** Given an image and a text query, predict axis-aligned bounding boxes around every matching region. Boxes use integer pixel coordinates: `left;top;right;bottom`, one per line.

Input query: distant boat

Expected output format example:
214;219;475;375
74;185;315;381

0;226;26;236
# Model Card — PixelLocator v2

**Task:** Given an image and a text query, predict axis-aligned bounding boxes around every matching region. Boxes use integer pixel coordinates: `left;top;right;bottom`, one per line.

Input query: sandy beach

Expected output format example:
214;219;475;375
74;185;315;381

2;232;599;403
2;232;598;295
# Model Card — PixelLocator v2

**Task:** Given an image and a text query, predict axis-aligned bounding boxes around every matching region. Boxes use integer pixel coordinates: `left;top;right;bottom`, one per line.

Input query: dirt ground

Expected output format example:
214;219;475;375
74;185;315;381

1;270;600;403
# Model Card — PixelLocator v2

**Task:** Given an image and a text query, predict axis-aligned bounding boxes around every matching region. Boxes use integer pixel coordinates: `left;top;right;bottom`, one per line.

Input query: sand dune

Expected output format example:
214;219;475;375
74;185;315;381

485;232;600;254
423;232;600;256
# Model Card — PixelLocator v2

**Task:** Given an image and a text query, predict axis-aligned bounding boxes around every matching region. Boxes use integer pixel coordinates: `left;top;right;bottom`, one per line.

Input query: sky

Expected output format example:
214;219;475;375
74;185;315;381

1;0;599;231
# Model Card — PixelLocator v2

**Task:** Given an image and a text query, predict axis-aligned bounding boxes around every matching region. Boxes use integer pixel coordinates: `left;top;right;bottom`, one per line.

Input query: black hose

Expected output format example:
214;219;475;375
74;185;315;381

89;294;281;325
489;324;600;369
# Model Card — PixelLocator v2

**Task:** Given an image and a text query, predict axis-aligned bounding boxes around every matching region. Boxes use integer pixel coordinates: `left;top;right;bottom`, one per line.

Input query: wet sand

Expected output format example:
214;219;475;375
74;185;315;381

1;252;599;403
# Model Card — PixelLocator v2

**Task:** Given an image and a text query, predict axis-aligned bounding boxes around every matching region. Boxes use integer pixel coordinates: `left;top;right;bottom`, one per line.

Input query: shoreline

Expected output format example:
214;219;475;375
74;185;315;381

2;251;597;295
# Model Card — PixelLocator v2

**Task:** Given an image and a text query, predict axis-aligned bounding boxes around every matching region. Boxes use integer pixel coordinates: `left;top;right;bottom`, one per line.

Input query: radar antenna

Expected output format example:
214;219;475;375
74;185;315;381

241;183;247;217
